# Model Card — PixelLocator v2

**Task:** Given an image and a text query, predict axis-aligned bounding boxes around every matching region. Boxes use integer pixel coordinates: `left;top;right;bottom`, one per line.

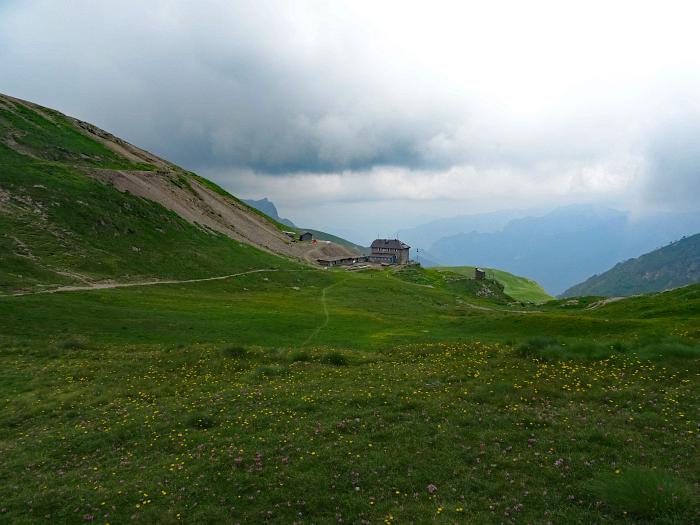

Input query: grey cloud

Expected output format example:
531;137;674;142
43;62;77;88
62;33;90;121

0;1;456;172
0;0;699;214
641;118;700;210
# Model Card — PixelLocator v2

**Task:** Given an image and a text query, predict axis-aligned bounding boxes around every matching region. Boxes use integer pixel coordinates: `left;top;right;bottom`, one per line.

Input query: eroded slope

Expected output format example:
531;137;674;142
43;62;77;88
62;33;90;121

0;93;357;293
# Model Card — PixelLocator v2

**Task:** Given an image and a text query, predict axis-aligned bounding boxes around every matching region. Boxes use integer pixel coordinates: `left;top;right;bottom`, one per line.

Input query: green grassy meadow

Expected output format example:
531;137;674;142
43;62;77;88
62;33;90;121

2;94;699;524
1;267;699;524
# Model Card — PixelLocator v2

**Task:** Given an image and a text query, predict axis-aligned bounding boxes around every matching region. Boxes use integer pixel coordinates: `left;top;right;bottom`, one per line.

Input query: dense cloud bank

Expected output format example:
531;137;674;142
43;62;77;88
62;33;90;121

2;0;699;234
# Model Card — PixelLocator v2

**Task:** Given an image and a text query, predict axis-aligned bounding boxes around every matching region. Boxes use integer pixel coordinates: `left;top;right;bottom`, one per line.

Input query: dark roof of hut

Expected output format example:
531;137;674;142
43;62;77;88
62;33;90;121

370;239;410;249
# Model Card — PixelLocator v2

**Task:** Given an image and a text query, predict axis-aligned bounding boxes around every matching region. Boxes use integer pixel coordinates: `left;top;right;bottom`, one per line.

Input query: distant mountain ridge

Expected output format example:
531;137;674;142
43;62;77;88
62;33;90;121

243;198;296;228
242;198;368;254
561;233;700;297
409;204;700;294
397;209;531;253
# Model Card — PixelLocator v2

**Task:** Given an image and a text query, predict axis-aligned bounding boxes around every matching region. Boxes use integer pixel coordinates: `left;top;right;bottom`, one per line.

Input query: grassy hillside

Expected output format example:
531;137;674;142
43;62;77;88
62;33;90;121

0;142;294;293
0;95;301;294
584;283;700;321
563;233;700;297
437;266;553;303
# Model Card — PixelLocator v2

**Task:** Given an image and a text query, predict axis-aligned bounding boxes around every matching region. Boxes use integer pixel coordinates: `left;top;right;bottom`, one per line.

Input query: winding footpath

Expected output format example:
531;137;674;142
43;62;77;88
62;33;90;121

7;268;279;297
301;278;347;346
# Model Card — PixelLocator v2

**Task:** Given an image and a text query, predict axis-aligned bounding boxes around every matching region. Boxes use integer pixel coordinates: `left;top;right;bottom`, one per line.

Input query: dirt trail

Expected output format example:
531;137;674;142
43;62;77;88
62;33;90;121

586;297;626;310
301;279;347;346
8;269;277;297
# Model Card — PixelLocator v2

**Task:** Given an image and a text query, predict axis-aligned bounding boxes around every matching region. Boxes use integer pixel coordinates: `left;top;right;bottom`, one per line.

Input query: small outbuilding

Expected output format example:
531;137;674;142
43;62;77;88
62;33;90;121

299;231;313;242
475;267;486;280
317;256;369;267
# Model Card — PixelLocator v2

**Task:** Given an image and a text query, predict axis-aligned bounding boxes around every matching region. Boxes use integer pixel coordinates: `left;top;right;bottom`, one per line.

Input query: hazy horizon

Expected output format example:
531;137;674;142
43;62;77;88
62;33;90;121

2;0;700;243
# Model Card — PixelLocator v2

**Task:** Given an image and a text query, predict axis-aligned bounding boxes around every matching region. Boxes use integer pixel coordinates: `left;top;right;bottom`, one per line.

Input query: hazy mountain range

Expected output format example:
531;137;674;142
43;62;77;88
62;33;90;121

397;209;533;252
399;205;700;295
243;197;700;295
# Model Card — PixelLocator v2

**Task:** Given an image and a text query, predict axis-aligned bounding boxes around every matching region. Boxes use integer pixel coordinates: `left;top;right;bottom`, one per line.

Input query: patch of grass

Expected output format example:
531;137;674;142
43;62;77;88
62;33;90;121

392;265;444;286
254;364;288;378
516;336;560;358
586;429;616;447
635;339;700;360
591;467;696;521
322;350;349;366
0;99;148;169
186;414;218;429
516;336;700;362
52;337;88;352
289;350;311;362
221;345;248;358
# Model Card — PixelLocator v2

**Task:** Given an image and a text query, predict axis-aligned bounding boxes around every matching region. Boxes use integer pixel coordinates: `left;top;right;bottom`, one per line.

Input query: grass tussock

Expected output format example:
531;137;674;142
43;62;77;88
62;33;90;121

221;345;248;358
186;414;218;430
591;467;696;521
321;350;349;366
638;340;700;360
254;363;288;378
517;336;700;361
219;345;360;369
46;337;89;356
289;350;311;362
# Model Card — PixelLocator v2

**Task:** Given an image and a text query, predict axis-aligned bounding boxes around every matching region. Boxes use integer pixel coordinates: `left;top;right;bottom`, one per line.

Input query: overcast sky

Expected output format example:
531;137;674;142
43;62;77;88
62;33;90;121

2;0;700;242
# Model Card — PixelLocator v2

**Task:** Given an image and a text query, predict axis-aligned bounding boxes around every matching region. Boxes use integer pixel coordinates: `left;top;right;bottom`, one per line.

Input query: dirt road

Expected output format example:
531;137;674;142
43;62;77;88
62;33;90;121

9;269;278;297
